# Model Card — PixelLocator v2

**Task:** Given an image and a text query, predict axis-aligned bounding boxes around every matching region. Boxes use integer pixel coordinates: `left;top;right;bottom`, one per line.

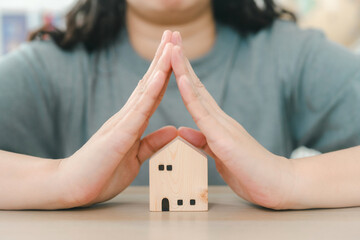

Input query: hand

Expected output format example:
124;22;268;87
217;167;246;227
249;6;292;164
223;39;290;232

171;32;295;210
56;31;177;208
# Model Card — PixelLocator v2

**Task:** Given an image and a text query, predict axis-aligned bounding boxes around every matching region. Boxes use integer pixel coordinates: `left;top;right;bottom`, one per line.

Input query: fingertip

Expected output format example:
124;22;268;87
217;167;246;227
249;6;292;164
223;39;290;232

164;42;174;51
178;126;200;136
178;126;187;132
162;125;178;134
178;126;188;137
176;32;183;45
138;125;178;163
161;42;174;57
178;127;206;148
178;75;190;87
171;31;182;46
173;45;182;56
154;70;166;81
162;30;172;42
160;42;173;65
157;125;178;141
170;32;177;45
151;30;172;68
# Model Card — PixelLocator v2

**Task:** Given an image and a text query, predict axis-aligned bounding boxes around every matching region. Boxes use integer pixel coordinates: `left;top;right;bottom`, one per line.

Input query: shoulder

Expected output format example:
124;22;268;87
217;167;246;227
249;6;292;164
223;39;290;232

0;39;89;76
247;20;326;55
0;39;94;105
245;20;336;83
268;19;323;38
263;19;359;68
0;39;94;97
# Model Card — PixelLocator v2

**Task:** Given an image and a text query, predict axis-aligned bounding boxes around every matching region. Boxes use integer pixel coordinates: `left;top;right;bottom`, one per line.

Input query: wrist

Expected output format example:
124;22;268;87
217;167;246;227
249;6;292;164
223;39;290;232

275;157;298;210
229;152;297;210
55;156;100;209
52;157;85;209
41;158;77;209
265;155;297;210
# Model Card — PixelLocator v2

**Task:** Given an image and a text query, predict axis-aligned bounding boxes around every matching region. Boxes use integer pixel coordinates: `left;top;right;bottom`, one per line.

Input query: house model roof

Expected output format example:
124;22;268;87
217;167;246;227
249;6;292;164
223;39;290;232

151;136;206;159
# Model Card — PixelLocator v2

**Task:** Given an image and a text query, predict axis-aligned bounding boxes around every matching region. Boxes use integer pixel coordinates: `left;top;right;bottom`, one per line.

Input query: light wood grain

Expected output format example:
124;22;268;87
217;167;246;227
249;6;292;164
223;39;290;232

149;137;208;211
1;186;360;240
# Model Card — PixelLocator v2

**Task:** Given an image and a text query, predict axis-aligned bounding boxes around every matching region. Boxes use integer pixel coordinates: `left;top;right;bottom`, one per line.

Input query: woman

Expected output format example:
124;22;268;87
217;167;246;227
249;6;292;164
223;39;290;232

0;0;360;210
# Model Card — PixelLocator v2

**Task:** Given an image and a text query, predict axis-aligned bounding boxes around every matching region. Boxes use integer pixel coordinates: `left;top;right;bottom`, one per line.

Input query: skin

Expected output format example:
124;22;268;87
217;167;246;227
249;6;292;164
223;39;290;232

0;31;177;209
126;0;215;60
1;0;360;210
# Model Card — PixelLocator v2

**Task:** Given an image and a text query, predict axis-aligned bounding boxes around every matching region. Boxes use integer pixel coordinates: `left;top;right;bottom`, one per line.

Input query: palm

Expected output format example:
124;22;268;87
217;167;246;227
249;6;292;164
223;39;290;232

90;140;142;204
170;32;293;209
57;31;177;208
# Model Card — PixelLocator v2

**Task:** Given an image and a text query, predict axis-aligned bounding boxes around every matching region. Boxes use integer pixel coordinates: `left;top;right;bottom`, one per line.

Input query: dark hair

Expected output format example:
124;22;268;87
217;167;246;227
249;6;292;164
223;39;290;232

29;0;295;52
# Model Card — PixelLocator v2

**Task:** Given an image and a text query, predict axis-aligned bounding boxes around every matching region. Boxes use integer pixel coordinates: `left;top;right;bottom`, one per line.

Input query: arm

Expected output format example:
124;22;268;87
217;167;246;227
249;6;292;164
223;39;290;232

0;31;176;210
0;151;63;209
171;31;360;210
0;126;177;210
290;146;360;209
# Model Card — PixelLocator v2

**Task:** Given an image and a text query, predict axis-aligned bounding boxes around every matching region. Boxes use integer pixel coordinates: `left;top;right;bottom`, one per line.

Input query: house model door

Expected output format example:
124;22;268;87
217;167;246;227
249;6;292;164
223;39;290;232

162;198;169;211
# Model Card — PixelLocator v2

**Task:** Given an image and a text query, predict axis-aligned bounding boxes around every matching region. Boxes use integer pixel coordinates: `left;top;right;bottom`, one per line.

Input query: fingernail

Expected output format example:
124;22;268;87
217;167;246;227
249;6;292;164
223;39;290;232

155;71;164;80
173;32;181;46
181;75;190;87
165;42;172;51
177;32;182;45
162;31;168;42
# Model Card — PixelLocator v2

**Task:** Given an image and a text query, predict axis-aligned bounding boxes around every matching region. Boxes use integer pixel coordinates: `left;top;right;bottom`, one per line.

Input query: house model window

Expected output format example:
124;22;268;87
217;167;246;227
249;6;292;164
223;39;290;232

149;136;208;212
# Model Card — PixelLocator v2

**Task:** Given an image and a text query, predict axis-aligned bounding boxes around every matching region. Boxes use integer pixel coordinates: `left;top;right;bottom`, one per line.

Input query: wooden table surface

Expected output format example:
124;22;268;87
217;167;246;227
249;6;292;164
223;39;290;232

1;186;360;240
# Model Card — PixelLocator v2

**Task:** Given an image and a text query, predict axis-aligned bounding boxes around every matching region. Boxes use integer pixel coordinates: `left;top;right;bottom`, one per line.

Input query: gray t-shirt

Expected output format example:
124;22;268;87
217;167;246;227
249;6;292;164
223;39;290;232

1;20;360;185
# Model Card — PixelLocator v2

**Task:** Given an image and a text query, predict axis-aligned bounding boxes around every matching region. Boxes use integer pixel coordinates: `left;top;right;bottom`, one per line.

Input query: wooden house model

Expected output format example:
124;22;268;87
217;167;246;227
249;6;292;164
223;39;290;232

149;136;208;212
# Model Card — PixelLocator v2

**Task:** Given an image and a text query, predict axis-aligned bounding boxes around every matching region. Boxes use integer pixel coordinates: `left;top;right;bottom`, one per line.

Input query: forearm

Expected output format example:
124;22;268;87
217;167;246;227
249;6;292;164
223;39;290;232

0;150;64;210
288;146;360;209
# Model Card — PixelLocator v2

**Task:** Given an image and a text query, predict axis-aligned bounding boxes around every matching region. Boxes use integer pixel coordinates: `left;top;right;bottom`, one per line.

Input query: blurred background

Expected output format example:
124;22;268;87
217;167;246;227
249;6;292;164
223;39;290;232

0;0;73;55
1;0;360;55
278;0;360;52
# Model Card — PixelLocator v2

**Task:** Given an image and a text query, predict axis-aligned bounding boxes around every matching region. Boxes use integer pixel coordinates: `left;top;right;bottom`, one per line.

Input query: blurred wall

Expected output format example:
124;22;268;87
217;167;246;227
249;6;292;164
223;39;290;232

0;0;75;11
0;0;76;55
277;0;360;50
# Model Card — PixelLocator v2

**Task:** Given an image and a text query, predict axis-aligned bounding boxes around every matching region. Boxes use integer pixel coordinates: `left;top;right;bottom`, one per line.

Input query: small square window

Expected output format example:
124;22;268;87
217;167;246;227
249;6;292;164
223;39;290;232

158;164;164;171
166;165;172;171
190;199;196;205
177;199;183;206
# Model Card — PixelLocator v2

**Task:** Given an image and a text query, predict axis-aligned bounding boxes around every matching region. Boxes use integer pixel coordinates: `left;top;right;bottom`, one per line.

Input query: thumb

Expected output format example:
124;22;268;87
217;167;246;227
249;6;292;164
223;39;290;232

178;127;217;159
137;126;178;164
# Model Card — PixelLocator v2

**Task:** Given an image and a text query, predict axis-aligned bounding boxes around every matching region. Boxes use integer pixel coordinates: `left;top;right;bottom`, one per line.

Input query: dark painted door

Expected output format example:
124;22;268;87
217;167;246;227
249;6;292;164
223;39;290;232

162;198;169;211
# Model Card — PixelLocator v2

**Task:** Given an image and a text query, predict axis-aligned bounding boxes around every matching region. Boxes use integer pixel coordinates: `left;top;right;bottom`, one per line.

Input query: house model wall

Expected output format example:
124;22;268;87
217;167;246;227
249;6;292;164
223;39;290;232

149;136;208;212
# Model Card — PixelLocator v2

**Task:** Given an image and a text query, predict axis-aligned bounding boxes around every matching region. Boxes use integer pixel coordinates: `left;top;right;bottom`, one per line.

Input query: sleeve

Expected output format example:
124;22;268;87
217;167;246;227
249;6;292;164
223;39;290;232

0;43;59;158
286;27;360;153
